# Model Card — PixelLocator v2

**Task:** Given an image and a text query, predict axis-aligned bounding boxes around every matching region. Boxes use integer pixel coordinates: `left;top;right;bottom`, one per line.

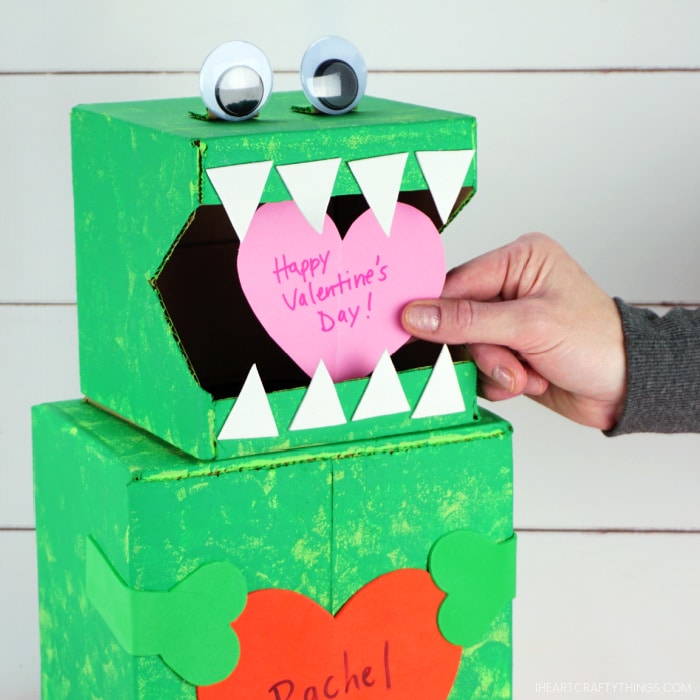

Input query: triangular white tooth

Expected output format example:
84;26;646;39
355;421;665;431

416;150;475;225
352;351;410;421
348;153;408;236
277;158;341;233
290;360;346;431
412;345;466;419
206;161;273;242
218;365;278;440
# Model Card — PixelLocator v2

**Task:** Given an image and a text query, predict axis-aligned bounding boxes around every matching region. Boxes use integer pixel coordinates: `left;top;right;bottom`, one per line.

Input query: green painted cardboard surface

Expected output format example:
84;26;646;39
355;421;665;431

72;93;477;459
332;425;513;699
34;395;512;699
34;400;332;698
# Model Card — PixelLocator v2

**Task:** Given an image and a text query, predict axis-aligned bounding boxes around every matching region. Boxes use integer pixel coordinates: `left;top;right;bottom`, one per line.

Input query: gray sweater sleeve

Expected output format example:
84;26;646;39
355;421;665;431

606;298;700;435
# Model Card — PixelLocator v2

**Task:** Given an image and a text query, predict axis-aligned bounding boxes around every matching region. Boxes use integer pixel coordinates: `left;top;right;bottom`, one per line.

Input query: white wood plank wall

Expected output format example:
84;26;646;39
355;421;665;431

2;2;699;697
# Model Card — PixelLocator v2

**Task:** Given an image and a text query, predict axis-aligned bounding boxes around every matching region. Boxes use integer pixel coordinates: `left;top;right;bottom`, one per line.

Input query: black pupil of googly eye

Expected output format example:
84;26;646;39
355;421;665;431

215;66;264;118
313;59;358;111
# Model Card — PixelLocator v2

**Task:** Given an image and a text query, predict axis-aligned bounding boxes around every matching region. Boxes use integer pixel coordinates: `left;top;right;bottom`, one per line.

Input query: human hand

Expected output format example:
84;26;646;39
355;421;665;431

401;233;627;430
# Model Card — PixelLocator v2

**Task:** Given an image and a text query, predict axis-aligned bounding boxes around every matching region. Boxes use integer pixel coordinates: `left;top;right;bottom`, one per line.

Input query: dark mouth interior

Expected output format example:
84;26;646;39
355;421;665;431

153;188;472;399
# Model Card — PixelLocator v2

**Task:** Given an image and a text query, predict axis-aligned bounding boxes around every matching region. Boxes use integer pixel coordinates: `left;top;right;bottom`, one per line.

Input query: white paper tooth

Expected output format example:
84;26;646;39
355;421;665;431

206;161;272;242
352;351;410;421
290;360;347;431
416;150;475;225
348;153;408;236
277;158;341;233
412;345;466;419
218;365;278;440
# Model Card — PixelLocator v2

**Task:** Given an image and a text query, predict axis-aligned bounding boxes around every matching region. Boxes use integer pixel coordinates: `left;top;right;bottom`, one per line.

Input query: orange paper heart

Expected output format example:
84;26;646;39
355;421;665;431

198;568;461;700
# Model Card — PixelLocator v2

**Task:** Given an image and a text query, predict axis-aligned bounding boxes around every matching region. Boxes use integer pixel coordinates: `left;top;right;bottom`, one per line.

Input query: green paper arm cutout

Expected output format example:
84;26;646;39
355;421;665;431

85;537;247;686
290;103;358;115
428;530;517;648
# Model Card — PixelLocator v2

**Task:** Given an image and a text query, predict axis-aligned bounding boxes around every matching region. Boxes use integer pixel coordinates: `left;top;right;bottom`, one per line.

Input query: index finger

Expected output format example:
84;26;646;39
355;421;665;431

442;244;513;301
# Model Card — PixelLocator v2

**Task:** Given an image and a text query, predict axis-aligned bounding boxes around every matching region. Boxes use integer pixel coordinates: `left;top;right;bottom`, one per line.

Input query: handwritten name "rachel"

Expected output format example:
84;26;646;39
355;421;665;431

267;641;392;700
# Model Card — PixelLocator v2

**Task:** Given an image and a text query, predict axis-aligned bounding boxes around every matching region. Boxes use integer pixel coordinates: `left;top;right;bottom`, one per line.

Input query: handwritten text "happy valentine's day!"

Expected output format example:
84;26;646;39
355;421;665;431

272;251;389;332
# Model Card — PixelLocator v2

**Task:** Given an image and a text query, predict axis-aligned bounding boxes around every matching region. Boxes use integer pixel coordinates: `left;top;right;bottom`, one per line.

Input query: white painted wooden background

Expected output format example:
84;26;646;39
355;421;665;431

2;1;699;697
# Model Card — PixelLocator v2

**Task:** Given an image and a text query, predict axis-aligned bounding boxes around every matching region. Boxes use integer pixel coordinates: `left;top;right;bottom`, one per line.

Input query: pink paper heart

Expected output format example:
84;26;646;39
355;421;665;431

238;201;445;382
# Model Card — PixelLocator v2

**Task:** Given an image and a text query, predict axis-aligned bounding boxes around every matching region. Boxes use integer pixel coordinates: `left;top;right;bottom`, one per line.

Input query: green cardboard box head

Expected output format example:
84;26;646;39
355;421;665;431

72;92;477;458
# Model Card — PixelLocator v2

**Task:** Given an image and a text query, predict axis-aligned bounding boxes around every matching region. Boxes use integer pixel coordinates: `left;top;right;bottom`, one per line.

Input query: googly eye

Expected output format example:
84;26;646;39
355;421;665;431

199;41;273;121
300;36;367;115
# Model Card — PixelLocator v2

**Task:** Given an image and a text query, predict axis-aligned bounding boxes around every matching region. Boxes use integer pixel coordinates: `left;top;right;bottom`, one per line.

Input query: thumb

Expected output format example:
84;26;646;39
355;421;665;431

401;297;523;348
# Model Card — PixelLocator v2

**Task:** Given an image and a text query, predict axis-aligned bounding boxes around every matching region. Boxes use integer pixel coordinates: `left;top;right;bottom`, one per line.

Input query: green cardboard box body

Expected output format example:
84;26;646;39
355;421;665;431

33;385;514;699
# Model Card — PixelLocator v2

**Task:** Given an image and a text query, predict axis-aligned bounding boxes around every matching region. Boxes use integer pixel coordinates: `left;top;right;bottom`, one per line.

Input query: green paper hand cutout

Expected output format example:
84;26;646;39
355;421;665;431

85;537;247;686
428;530;516;647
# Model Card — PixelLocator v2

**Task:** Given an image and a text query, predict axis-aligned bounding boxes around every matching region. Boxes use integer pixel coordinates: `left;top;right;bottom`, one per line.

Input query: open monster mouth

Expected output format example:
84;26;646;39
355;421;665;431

153;153;474;401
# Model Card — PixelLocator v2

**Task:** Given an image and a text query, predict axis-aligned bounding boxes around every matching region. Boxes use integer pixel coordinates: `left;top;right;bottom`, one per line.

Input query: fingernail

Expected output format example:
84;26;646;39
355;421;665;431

404;304;441;332
527;375;547;396
492;367;516;393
